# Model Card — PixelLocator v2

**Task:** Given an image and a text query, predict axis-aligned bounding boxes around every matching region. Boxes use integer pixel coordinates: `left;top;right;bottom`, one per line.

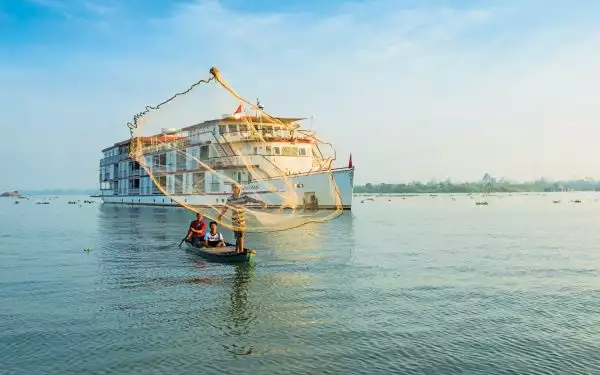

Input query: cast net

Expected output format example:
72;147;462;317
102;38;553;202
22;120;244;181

125;67;346;233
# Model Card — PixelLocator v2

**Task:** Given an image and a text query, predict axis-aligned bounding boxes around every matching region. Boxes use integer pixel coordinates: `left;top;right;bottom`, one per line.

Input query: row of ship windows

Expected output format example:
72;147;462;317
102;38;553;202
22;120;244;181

103;143;311;161
218;124;286;135
254;145;309;156
103;123;301;158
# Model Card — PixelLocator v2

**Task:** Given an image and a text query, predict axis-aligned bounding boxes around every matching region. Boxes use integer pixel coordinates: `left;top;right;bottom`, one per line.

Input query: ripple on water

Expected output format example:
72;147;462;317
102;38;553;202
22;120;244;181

2;199;600;374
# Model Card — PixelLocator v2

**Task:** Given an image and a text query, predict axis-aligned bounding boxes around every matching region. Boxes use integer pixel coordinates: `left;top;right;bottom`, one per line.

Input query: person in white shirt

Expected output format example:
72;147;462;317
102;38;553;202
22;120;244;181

203;221;225;248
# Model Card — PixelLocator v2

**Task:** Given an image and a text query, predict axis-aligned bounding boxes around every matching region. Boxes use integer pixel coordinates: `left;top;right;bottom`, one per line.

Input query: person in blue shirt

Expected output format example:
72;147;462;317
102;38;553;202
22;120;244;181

203;221;225;248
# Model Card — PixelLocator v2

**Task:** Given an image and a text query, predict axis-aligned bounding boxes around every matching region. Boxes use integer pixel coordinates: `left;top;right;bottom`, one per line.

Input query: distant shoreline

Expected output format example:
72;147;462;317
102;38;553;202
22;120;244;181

2;190;99;197
5;178;600;197
354;179;600;194
353;191;595;196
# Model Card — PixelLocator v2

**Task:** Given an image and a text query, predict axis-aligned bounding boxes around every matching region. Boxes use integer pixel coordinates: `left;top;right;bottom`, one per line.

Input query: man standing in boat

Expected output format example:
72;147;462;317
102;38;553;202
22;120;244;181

186;212;207;247
218;183;267;254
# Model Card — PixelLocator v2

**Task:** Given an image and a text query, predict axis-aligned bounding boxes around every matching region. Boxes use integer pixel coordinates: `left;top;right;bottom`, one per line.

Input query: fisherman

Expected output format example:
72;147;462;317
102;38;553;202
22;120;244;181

218;183;267;253
186;212;206;247
203;221;225;248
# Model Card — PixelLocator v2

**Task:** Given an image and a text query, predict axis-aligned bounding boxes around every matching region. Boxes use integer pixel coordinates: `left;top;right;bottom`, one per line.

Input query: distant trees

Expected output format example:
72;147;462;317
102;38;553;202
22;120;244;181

354;178;600;194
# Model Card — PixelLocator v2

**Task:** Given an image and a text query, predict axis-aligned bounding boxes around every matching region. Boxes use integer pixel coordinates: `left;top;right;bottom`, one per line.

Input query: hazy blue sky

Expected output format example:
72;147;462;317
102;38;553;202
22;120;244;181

1;0;600;189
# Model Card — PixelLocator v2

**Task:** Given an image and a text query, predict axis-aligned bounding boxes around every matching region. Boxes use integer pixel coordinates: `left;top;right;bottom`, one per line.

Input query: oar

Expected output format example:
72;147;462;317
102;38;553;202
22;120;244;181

179;237;188;247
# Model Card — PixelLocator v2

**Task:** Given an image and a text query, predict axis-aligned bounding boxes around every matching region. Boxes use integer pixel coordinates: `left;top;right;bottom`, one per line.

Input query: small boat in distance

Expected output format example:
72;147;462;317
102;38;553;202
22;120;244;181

475;173;492;206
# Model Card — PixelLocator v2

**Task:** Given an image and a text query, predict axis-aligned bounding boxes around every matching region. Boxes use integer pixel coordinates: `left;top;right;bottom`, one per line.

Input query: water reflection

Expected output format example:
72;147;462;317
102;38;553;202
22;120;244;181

95;204;198;292
222;264;257;356
244;211;356;264
94;204;356;358
98;204;192;246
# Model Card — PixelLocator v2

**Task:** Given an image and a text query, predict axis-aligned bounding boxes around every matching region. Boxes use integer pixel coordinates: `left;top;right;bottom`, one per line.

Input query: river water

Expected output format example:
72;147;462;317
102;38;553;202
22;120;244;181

1;193;600;374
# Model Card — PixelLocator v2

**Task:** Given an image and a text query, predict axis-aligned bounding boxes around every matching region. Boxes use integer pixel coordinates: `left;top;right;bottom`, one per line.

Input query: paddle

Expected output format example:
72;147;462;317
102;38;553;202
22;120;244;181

179;236;188;247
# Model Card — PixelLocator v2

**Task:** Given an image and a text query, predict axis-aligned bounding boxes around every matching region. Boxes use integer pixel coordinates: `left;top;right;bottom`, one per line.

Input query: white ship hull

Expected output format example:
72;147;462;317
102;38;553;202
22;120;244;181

101;167;354;209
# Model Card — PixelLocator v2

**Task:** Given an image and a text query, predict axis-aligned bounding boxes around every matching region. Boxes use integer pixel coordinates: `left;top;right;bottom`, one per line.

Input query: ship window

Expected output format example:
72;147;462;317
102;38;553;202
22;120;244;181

265;146;272;155
239;124;248;132
254;147;258;154
200;145;209;160
282;146;298;156
228;124;238;133
273;147;281;155
219;125;227;135
237;172;242;183
299;148;307;156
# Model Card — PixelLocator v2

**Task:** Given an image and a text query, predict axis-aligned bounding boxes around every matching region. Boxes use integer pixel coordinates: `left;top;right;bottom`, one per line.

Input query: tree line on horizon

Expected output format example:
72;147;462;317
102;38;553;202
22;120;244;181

354;176;600;194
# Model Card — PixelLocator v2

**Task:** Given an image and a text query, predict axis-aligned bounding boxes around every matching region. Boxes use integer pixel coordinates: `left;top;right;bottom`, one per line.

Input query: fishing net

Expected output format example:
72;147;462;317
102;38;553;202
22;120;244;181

126;67;346;233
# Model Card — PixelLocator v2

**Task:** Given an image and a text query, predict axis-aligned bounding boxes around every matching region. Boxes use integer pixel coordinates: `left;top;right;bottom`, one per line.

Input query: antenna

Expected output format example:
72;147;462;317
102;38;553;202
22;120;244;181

256;98;264;120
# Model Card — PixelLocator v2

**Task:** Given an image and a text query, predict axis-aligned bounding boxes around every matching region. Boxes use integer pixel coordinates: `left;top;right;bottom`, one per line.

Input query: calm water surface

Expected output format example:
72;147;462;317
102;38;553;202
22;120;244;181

1;193;600;374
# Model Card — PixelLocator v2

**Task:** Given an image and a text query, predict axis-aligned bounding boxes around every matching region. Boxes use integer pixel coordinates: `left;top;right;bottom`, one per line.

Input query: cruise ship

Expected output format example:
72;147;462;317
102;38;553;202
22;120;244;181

98;110;354;210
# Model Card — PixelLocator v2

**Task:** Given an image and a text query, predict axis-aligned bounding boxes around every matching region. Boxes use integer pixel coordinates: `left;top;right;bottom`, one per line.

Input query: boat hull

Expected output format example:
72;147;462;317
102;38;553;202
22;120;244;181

184;241;255;263
101;167;354;209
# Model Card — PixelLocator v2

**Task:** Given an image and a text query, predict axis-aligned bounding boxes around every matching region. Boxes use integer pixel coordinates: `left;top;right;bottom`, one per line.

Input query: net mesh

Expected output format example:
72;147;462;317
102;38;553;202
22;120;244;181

126;67;344;233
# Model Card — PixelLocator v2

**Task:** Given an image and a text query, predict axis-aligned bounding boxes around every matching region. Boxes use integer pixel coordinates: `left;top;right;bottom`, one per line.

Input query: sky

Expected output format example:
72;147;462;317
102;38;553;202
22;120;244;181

1;0;600;189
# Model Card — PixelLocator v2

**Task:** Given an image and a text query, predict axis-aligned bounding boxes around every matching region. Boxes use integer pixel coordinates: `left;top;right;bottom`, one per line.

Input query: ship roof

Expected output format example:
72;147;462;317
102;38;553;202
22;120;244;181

103;116;307;152
102;134;185;152
182;116;307;130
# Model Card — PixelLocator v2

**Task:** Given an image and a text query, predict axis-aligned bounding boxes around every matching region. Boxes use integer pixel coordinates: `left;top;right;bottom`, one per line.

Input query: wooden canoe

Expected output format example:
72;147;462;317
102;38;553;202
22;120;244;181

184;241;256;264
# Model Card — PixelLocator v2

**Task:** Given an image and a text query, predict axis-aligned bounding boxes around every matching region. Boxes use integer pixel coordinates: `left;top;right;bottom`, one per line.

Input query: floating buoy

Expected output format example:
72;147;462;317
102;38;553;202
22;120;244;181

83;248;92;252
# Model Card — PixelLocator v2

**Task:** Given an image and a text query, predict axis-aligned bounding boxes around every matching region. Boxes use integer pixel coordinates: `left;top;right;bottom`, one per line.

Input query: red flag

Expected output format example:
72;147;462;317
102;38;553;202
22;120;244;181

348;153;353;168
233;103;243;119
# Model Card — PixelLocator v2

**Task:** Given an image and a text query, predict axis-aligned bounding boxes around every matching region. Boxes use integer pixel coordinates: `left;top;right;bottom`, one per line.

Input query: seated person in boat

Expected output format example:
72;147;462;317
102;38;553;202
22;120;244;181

203;221;225;248
186;212;206;247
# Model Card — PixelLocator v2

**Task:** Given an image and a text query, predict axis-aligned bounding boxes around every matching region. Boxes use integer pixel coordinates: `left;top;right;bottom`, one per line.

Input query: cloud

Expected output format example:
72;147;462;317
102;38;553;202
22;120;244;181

1;0;600;189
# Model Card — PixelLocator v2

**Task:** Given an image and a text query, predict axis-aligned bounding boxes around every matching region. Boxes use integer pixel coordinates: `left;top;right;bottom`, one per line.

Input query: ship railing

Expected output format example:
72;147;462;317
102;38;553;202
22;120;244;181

100;154;128;166
138;140;190;155
306;157;334;174
201;130;287;178
205;155;285;178
186;129;236;158
219;126;314;141
253;155;286;178
314;143;335;162
150;166;168;174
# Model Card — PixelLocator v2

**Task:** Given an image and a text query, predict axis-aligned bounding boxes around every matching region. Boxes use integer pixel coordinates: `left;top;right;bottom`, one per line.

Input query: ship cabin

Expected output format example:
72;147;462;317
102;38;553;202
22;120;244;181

99;115;332;197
